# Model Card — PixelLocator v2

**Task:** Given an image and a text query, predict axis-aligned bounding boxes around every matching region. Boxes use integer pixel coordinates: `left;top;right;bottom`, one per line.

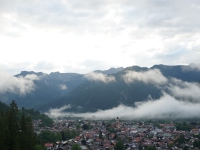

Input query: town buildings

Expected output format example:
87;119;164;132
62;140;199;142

34;118;200;150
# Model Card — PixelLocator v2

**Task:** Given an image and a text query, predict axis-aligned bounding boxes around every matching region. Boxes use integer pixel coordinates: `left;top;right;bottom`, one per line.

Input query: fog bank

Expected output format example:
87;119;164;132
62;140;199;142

46;93;200;119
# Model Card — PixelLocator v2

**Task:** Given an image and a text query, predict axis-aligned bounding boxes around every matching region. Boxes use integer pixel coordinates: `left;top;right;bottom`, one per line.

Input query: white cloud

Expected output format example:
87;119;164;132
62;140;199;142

182;63;200;72
0;69;39;95
45;72;200;120
0;68;10;85
85;72;116;83
168;78;200;101
47;105;71;118
24;74;40;80
59;84;68;90
1;0;200;74
122;69;168;85
46;93;200;119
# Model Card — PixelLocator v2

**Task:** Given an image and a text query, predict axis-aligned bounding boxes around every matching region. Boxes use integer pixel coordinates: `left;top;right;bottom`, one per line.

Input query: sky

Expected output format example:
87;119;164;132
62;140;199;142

1;0;200;76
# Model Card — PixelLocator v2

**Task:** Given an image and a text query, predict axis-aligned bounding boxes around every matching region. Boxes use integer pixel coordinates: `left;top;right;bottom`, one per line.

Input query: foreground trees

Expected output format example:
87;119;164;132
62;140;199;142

114;140;124;150
38;130;62;143
72;144;81;150
0;100;39;150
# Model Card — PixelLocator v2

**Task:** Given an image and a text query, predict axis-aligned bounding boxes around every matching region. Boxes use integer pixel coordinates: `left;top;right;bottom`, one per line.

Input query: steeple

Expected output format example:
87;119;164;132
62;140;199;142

116;117;120;128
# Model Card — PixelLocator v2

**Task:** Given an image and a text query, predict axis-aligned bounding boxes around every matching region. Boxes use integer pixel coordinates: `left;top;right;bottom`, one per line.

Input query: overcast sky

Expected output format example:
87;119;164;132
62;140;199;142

1;0;200;75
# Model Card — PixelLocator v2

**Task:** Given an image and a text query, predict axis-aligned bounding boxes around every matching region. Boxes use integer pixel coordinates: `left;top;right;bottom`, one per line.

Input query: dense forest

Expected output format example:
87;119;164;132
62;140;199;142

0;100;81;150
0;100;52;150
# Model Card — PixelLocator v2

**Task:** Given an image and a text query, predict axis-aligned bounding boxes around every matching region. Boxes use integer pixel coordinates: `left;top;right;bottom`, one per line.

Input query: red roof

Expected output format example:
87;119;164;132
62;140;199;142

44;143;54;147
75;136;81;141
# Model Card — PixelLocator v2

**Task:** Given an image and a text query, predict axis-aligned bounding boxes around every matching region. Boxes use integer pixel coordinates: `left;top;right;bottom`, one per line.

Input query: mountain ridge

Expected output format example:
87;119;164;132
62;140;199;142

1;64;200;112
38;64;200;112
0;67;124;109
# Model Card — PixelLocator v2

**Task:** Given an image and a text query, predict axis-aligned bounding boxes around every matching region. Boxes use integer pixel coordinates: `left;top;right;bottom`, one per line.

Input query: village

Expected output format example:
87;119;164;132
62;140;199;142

33;117;200;150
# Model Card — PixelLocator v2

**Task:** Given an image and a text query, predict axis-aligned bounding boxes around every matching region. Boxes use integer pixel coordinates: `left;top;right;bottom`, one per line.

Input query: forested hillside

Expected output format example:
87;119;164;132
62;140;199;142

0;101;39;149
0;101;54;150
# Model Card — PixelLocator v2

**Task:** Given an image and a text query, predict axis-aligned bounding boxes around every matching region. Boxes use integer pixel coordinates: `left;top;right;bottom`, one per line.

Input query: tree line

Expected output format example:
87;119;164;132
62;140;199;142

0;100;46;150
0;100;81;150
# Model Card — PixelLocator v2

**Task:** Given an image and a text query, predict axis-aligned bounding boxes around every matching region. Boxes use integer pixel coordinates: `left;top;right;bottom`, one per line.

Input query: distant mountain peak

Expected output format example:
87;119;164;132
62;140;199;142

94;67;124;74
49;71;60;74
15;71;46;77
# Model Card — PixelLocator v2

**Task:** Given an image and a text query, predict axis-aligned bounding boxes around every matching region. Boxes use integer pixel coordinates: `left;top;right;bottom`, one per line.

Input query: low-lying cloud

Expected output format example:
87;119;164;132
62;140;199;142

0;71;39;95
46;93;200;119
24;74;40;80
168;78;200;101
122;69;168;85
182;63;200;72
46;70;200;119
59;84;68;90
85;72;116;83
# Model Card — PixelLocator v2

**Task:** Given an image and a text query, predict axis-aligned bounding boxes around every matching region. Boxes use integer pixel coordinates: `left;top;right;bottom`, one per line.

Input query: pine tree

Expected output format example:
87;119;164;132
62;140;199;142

26;116;37;150
19;112;37;150
7;100;19;150
0;100;44;150
0;111;9;150
19;113;28;150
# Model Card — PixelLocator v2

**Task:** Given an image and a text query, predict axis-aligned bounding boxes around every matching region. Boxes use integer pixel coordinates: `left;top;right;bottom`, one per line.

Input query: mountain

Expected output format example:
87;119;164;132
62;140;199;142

94;67;124;74
150;64;200;82
40;64;200;112
0;67;123;109
0;71;86;108
1;64;200;112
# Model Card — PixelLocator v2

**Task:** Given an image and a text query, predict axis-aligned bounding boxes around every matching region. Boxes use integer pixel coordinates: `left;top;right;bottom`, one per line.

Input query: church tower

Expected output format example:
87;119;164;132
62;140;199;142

116;117;120;128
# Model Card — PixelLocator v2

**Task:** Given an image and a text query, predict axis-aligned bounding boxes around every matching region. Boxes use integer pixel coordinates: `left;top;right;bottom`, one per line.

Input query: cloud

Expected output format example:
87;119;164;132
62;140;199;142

122;69;168;85
167;78;200;101
24;74;40;80
46;93;200;119
1;0;200;38
47;105;71;118
0;68;10;85
0;70;39;95
85;72;116;83
34;61;59;72
43;67;200;120
59;84;68;90
182;63;200;72
1;0;200;75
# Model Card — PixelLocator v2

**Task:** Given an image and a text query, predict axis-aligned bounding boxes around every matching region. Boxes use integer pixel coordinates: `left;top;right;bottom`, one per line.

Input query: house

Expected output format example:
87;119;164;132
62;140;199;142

44;143;54;150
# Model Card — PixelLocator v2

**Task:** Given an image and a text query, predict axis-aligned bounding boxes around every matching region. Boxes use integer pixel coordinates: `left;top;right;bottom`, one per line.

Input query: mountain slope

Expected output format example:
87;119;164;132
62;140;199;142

0;67;124;109
1;64;200;112
0;71;86;108
94;67;124;74
41;64;200;112
151;64;200;82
